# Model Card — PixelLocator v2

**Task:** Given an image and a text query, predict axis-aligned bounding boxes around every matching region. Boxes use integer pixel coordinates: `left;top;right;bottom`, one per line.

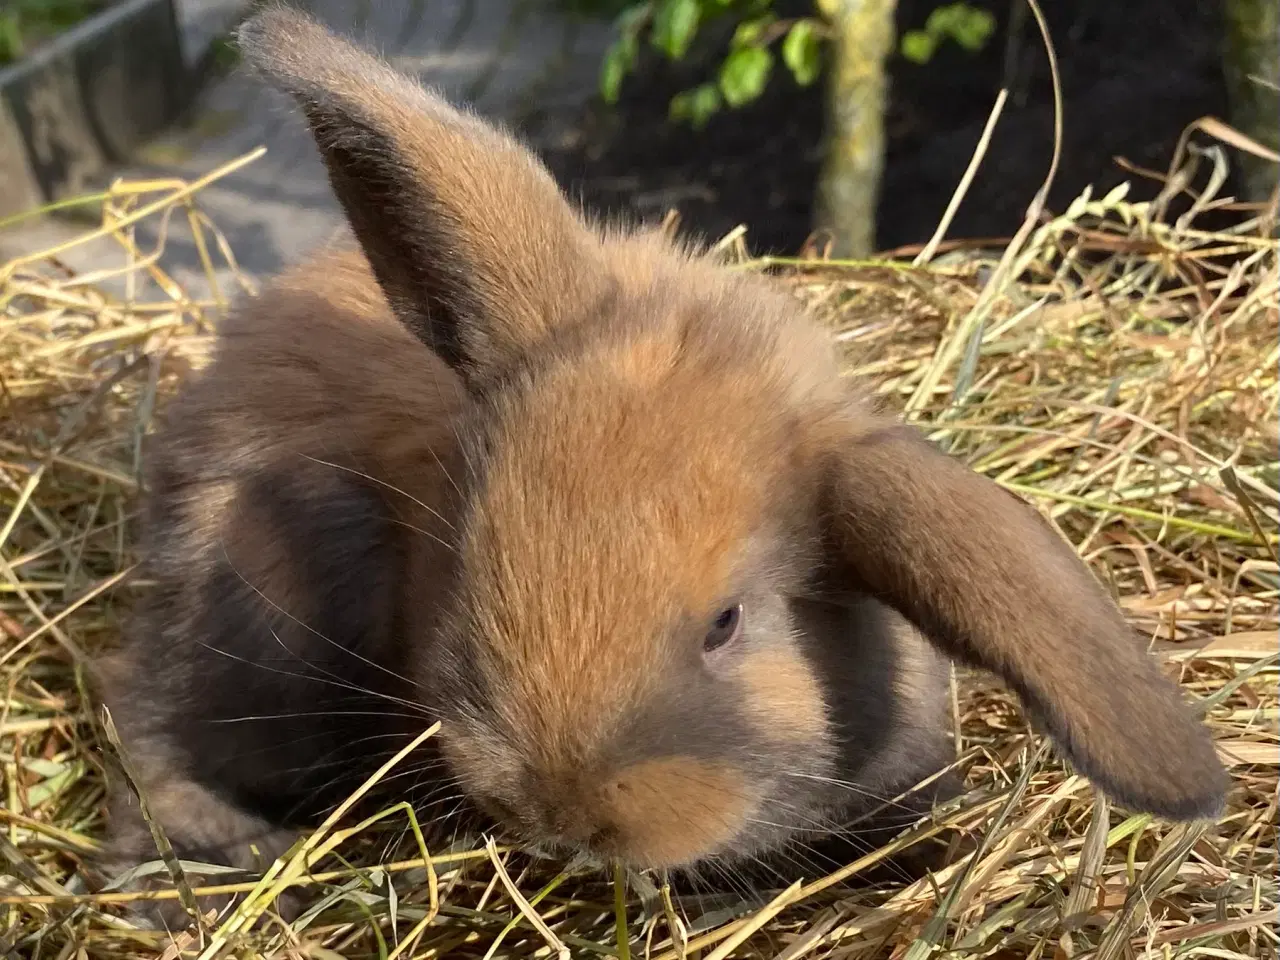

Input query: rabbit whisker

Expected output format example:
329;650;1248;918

192;636;435;719
380;515;457;552
209;710;430;723
299;452;456;532
220;543;432;697
781;771;930;815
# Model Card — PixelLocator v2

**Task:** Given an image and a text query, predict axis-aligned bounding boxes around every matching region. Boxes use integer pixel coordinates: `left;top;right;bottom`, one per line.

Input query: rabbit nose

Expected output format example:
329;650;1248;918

479;791;615;850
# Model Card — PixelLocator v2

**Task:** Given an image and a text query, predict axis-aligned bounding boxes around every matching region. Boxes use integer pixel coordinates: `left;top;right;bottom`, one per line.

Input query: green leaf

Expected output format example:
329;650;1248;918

718;45;773;107
781;18;822;86
731;14;776;48
600;37;635;103
899;28;936;64
669;82;722;129
0;13;24;65
951;7;995;51
614;2;651;35
923;3;995;53
26;760;86;808
651;0;701;60
924;3;961;34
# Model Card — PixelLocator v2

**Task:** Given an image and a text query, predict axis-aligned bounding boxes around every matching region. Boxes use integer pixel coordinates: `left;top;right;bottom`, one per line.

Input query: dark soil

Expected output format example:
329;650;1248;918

533;0;1232;255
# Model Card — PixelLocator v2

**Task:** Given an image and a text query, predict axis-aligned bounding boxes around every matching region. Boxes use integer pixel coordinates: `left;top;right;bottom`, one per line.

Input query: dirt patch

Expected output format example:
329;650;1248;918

533;0;1231;254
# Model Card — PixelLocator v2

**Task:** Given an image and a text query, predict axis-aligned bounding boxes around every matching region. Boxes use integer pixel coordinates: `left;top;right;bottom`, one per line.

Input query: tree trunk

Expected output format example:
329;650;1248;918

1222;0;1280;204
813;0;897;258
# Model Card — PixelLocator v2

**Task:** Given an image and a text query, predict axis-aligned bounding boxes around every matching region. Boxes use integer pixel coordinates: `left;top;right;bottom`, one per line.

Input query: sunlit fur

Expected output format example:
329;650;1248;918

95;2;1227;927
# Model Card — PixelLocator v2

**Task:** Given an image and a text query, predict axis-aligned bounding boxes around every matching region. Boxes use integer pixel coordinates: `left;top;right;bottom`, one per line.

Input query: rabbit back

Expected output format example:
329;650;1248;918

99;247;464;844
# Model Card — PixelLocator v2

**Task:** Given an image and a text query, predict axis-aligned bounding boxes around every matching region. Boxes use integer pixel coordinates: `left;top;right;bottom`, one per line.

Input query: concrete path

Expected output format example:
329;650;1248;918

0;0;613;299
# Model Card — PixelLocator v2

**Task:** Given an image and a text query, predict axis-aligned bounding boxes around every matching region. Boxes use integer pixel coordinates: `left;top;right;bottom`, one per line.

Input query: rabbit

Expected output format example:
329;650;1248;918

93;2;1228;931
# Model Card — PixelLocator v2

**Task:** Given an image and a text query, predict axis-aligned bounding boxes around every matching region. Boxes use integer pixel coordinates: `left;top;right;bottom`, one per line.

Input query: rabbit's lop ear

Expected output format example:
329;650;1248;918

236;5;602;384
826;424;1228;821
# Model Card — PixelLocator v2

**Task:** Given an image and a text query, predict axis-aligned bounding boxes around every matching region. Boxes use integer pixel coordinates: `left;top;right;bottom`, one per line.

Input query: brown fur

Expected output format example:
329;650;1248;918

602;758;754;867
735;648;829;745
826;426;1228;817
95;3;1227;929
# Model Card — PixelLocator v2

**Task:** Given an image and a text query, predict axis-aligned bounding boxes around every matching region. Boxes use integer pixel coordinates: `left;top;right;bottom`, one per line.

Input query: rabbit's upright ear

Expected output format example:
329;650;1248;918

236;5;604;384
825;422;1228;821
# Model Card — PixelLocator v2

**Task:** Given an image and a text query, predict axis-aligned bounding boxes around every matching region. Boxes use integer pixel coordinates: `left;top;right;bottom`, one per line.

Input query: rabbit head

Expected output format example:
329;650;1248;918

236;6;1228;873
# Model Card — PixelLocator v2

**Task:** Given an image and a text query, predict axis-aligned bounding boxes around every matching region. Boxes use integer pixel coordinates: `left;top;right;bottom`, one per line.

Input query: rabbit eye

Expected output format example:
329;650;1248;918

703;604;743;653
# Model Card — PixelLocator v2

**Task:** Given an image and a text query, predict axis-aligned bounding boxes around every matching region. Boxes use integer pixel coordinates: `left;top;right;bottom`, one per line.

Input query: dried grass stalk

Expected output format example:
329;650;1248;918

1;134;1276;958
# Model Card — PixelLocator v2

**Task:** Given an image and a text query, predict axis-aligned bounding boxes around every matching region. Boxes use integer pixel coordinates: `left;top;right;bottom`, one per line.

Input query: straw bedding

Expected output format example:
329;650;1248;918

0;132;1276;958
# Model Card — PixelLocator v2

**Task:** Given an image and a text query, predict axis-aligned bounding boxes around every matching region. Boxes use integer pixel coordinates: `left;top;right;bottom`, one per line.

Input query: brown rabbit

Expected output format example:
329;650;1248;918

95;2;1228;929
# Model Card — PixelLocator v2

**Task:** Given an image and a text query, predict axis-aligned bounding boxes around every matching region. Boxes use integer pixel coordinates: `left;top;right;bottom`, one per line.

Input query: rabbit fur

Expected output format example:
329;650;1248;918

93;3;1229;929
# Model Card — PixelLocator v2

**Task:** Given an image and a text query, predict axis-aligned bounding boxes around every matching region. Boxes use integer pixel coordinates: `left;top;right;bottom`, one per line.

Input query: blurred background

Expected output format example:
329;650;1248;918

0;0;1276;280
0;6;1276;957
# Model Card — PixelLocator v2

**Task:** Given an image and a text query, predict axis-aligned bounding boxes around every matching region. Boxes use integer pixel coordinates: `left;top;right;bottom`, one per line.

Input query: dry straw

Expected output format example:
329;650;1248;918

1;118;1277;958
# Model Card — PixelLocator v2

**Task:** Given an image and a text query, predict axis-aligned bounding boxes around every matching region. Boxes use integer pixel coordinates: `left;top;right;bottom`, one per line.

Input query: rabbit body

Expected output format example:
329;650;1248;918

99;248;954;898
96;252;466;921
96;4;1227;929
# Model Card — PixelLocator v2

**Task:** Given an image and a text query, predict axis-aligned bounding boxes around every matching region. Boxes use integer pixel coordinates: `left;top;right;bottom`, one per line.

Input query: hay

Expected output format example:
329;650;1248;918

0;137;1276;959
